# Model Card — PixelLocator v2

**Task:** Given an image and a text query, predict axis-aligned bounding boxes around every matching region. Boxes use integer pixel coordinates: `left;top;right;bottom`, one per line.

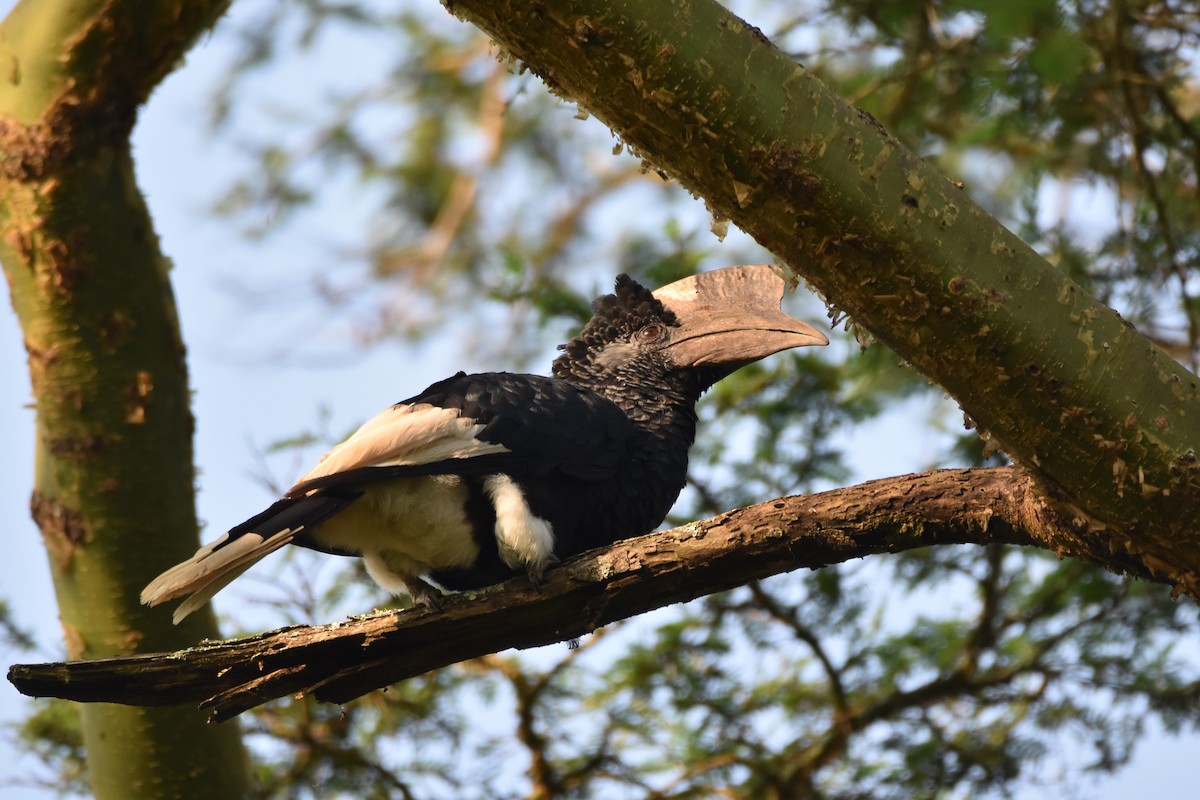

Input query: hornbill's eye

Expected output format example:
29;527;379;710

636;324;665;343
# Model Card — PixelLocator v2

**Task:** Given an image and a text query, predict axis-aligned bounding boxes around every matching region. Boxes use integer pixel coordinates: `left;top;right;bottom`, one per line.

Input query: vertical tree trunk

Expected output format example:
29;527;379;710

0;1;250;796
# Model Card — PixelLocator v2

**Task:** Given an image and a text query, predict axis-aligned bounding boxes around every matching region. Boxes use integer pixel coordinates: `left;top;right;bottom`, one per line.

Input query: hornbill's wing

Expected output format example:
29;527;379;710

287;372;636;496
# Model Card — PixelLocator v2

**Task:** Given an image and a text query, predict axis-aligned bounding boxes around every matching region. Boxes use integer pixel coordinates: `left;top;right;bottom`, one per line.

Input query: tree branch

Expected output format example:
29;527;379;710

440;0;1200;594
8;467;1159;721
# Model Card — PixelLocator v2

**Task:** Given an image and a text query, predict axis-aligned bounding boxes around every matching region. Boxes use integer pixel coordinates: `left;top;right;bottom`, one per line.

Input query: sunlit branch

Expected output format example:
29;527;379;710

7;467;1171;720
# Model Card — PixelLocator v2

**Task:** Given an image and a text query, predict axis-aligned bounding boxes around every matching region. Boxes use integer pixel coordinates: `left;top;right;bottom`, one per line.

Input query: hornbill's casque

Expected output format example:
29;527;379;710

143;265;829;623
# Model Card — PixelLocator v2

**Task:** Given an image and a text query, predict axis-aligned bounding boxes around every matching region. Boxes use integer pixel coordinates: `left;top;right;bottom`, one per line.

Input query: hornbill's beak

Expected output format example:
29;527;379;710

654;264;829;371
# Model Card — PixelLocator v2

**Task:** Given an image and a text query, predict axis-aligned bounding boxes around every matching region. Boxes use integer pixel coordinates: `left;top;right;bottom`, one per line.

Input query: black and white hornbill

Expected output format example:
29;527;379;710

142;265;829;623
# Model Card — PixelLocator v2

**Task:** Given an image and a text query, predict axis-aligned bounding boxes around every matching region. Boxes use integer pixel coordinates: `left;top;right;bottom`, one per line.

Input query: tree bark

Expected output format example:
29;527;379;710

9;467;1150;720
441;0;1200;596
0;1;250;797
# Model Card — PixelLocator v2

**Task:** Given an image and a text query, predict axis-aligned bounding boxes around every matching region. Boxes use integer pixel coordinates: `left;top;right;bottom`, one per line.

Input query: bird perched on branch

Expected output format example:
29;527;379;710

143;265;828;623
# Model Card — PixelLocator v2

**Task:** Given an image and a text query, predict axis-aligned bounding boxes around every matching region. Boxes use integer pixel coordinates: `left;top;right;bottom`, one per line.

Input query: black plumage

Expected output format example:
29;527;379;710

142;266;828;622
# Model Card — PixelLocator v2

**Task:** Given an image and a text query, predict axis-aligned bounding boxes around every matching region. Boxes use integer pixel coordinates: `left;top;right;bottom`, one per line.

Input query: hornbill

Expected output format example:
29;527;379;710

143;265;828;623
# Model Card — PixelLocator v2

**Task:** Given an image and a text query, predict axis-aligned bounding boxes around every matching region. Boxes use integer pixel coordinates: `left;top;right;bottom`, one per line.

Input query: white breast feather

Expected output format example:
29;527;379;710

311;475;480;599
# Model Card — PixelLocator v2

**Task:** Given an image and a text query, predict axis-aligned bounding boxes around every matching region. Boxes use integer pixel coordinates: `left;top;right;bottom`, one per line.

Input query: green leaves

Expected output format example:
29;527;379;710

13;700;88;797
1027;28;1094;87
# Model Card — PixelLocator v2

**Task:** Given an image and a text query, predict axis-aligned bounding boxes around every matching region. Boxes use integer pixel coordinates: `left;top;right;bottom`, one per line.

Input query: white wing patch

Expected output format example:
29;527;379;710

484;474;556;579
295;403;510;487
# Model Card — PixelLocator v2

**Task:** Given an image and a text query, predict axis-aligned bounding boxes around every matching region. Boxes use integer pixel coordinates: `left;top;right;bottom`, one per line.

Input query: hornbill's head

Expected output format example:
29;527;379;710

553;264;829;394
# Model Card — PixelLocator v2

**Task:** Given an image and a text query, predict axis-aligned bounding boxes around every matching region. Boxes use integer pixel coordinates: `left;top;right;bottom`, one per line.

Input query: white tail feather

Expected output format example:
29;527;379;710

141;530;295;624
167;559;259;625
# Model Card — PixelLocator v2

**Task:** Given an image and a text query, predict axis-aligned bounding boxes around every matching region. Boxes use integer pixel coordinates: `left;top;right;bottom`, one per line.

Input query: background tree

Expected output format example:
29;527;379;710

0;1;252;798
3;0;1200;798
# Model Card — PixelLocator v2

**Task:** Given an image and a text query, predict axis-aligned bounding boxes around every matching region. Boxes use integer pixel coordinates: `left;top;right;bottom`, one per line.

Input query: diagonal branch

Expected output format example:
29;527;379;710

6;467;1163;721
441;0;1200;594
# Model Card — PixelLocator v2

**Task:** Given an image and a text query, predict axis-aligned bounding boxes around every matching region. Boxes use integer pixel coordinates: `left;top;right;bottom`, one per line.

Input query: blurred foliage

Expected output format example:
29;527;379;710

800;0;1200;365
0;600;34;653
11;700;87;797
17;0;1200;797
205;0;752;367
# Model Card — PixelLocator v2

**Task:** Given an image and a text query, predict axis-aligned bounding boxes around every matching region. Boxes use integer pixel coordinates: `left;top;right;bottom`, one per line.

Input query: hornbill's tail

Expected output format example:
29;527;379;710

141;492;360;624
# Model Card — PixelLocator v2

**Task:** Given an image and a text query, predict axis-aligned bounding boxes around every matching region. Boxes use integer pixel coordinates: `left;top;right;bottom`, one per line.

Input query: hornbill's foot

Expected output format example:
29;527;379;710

527;554;560;591
407;578;445;611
